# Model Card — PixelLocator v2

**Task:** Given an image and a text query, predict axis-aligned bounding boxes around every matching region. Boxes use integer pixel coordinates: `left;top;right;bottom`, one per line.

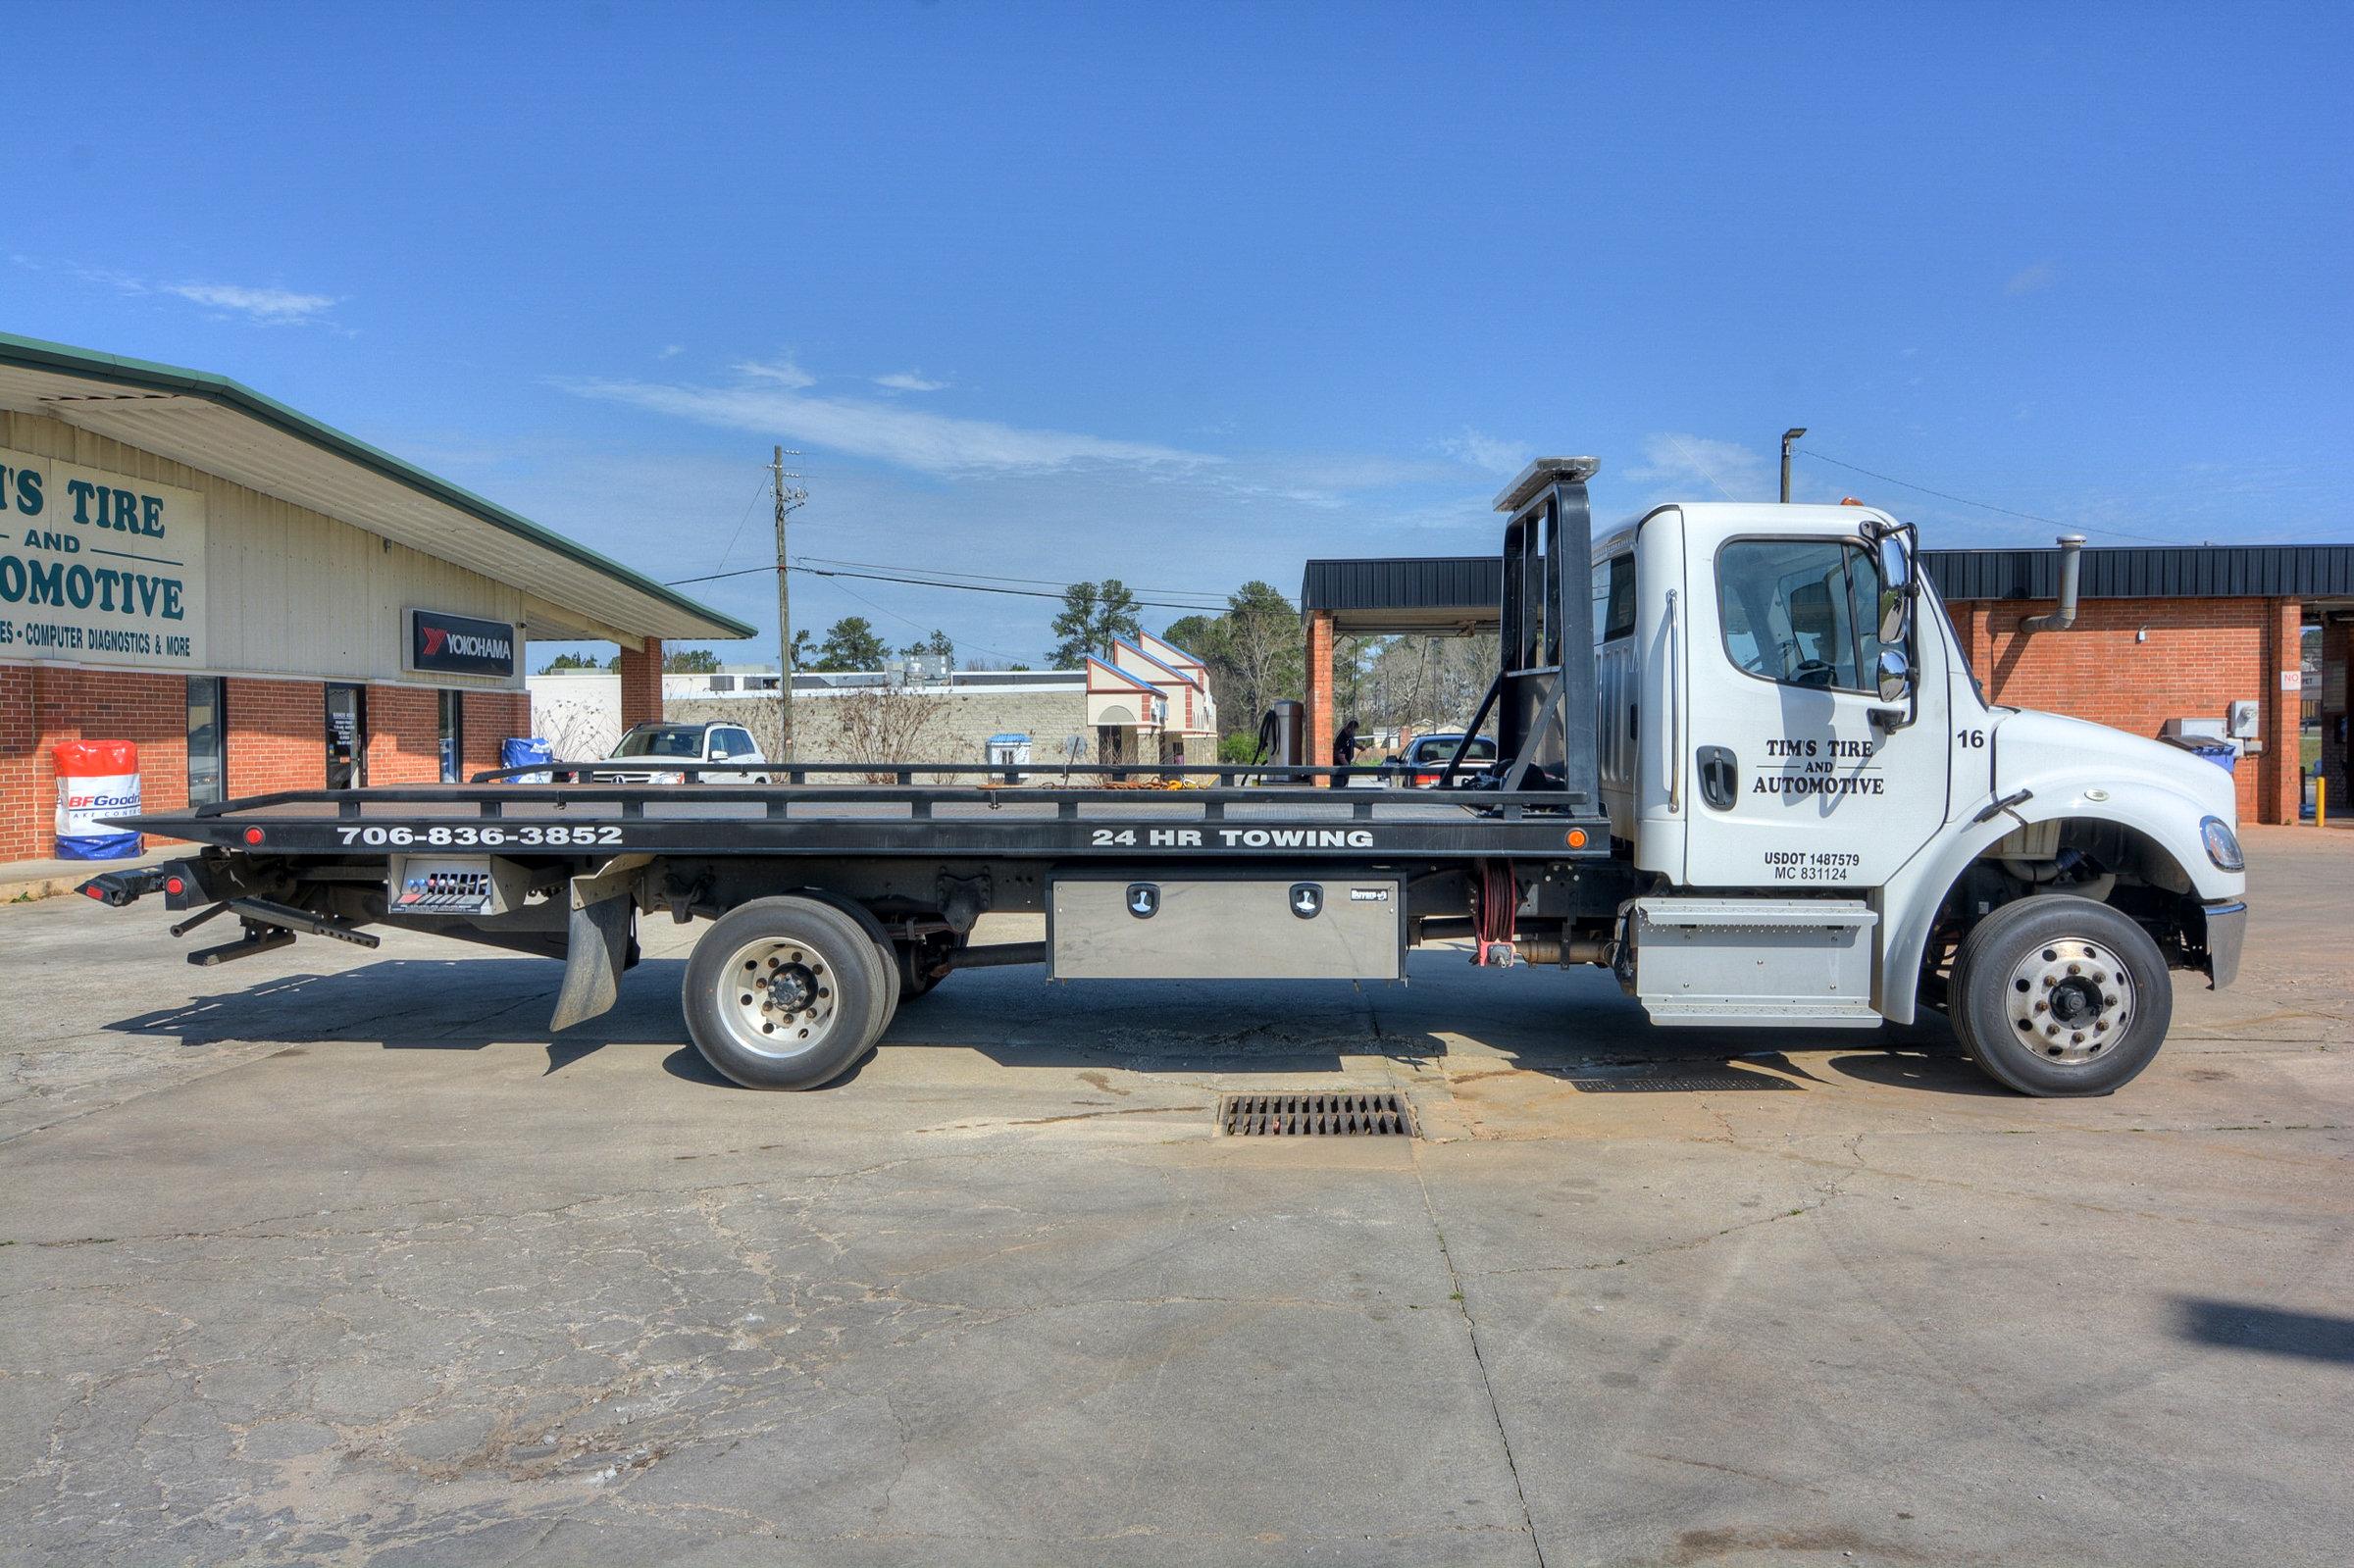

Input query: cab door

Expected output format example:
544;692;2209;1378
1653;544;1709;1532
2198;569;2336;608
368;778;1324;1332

1678;519;1947;890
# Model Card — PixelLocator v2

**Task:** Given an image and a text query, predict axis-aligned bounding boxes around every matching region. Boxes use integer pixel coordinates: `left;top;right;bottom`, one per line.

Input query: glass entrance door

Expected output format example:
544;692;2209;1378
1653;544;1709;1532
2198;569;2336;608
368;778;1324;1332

326;683;368;789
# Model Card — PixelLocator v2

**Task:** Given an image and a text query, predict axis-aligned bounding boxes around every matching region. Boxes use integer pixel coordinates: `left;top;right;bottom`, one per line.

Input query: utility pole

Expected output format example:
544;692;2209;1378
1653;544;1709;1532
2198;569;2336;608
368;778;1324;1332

769;445;807;761
1780;428;1807;503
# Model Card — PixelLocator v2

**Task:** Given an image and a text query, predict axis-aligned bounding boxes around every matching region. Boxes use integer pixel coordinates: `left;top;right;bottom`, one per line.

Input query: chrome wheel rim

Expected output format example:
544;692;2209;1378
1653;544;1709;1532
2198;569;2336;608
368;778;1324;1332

2005;936;2134;1065
719;936;841;1059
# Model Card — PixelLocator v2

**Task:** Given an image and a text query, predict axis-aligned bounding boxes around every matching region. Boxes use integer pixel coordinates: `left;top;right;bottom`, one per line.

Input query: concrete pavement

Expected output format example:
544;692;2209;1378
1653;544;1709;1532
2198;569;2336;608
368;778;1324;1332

0;826;2347;1565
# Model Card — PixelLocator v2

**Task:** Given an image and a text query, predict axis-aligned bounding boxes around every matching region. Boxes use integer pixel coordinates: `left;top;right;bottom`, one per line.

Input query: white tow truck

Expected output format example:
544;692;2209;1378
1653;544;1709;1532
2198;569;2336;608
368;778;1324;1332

83;457;2245;1097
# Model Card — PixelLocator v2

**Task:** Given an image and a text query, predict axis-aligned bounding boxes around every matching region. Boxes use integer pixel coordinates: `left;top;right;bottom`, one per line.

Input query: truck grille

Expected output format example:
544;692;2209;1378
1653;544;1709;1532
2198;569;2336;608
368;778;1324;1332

1217;1090;1415;1138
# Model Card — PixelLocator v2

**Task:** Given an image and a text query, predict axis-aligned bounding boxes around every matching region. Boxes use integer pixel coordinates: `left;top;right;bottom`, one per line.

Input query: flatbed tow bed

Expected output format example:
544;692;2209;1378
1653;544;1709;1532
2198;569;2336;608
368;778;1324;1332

82;460;1622;1089
87;764;1618;1088
120;768;1607;862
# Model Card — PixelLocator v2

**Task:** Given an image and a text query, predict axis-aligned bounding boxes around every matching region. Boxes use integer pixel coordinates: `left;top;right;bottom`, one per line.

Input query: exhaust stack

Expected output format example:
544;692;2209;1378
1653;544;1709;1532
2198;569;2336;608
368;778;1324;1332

2021;533;2086;632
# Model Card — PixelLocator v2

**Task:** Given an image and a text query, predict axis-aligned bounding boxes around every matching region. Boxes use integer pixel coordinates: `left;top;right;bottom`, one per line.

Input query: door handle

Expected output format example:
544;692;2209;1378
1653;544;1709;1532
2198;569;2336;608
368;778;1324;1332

1697;745;1738;811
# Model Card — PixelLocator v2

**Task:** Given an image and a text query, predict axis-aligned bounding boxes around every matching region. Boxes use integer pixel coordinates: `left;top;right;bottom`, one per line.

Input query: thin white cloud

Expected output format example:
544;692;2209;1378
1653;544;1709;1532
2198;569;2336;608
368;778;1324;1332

658;343;685;360
556;374;1217;478
1624;432;1775;502
873;370;947;392
2005;260;2057;296
734;356;816;388
164;281;338;325
1440;428;1529;477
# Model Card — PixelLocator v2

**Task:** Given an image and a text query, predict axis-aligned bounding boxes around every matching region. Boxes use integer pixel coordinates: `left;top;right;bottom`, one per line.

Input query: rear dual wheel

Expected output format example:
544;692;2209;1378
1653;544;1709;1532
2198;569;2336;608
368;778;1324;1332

683;896;894;1089
1948;894;2173;1097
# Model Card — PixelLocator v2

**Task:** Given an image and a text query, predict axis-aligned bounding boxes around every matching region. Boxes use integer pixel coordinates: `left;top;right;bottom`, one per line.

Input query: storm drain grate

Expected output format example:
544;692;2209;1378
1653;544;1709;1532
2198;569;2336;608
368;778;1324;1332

1218;1090;1416;1138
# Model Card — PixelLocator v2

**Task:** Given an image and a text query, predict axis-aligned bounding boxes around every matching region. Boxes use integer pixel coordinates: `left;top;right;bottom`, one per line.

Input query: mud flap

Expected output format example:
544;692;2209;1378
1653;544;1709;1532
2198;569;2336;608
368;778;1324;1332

550;855;650;1033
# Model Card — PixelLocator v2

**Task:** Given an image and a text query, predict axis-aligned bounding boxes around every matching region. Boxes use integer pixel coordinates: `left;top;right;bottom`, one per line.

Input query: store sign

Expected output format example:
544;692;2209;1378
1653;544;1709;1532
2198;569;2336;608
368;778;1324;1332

407;607;517;679
0;447;208;669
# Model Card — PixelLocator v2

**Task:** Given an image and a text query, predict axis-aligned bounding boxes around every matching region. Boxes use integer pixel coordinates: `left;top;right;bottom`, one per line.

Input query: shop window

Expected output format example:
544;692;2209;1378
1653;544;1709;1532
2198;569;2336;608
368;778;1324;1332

187;678;226;807
438;689;464;783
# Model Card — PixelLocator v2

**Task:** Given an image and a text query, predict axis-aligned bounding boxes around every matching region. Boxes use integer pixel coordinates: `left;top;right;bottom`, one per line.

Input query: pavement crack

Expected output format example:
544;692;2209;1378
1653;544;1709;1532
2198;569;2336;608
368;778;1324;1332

1408;1140;1548;1568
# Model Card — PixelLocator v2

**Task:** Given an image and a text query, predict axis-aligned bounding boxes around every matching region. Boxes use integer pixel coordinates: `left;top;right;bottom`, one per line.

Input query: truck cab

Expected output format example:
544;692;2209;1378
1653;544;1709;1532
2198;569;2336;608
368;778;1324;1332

1594;498;2246;1090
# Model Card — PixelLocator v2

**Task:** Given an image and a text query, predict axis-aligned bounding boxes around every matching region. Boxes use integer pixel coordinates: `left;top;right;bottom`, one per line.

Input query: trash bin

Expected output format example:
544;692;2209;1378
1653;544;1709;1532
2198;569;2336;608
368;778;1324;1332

500;736;554;784
54;740;142;860
2183;741;2238;774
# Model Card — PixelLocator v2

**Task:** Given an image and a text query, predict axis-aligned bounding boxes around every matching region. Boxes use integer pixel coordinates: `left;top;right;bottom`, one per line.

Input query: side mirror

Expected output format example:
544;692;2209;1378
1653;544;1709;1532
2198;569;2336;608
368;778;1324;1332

1874;531;1914;645
1875;647;1912;704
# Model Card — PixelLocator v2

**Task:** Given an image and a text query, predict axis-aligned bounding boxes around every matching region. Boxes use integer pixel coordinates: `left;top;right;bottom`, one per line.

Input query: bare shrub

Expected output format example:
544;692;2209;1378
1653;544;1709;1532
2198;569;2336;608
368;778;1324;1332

829;683;955;782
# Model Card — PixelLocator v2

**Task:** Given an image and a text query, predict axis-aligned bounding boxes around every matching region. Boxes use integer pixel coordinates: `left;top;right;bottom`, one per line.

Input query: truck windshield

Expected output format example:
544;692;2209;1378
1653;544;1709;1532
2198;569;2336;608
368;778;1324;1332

614;726;704;758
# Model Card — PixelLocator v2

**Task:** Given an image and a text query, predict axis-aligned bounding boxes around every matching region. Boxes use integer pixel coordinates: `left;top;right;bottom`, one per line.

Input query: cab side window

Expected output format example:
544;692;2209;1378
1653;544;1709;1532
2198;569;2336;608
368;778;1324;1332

1716;539;1884;692
1591;555;1636;643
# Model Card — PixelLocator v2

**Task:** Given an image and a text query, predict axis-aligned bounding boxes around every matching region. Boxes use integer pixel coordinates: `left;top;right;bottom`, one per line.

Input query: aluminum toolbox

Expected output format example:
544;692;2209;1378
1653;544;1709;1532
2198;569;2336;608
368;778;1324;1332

1048;867;1405;981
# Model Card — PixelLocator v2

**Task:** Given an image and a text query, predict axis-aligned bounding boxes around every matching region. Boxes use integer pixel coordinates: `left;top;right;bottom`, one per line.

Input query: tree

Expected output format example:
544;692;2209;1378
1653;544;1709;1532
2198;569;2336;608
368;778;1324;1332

787;629;815;669
1359;632;1499;739
1158;582;1304;731
1216;581;1304;728
813;616;889;672
536;651;603;675
1160;612;1226;665
662;647;723;674
1049;580;1142;668
899;629;954;663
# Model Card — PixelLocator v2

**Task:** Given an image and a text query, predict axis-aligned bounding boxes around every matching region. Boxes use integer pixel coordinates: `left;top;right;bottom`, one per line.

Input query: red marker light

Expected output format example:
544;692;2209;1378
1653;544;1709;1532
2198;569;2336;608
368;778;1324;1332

83;885;104;899
241;827;265;845
164;876;185;896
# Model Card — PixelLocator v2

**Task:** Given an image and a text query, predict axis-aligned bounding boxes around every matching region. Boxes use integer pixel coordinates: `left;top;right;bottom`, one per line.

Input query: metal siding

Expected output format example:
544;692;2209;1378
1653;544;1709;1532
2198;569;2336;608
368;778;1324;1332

1;411;528;687
1922;544;2354;602
1302;556;1501;613
1312;544;2354;619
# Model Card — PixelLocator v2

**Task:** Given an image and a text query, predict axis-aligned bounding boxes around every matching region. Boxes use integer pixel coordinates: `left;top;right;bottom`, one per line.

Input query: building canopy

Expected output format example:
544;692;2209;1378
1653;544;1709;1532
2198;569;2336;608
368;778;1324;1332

0;331;752;646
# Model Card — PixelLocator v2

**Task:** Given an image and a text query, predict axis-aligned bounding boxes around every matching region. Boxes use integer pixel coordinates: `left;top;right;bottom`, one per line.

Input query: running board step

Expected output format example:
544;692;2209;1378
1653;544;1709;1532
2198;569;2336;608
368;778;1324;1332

1632;898;1878;1028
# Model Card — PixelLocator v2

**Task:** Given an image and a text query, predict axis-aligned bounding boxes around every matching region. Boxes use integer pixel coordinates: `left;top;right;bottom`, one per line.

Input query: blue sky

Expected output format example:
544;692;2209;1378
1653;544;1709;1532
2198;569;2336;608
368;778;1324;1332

4;2;2347;667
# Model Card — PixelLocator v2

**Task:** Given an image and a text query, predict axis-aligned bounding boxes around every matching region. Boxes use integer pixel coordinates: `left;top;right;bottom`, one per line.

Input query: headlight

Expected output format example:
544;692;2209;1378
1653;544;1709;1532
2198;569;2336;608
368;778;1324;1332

2200;816;2244;873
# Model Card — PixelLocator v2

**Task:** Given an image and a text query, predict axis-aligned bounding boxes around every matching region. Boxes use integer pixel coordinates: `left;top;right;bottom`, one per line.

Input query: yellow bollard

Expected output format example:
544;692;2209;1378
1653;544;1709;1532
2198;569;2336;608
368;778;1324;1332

2321;775;2329;830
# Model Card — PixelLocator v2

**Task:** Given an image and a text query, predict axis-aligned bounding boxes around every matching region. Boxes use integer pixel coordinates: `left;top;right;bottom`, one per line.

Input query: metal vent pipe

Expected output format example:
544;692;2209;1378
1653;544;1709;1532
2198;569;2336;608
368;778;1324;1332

2021;533;2087;632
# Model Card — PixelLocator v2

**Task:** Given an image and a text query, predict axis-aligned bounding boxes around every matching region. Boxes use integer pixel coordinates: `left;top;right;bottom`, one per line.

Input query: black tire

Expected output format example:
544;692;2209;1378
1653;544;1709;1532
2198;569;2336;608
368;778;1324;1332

789;888;902;1037
682;897;892;1089
1949;894;2173;1097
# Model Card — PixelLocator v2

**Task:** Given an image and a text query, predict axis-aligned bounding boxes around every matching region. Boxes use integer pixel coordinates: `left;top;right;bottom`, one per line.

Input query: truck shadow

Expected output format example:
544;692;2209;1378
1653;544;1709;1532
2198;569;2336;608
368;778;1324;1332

105;950;1993;1096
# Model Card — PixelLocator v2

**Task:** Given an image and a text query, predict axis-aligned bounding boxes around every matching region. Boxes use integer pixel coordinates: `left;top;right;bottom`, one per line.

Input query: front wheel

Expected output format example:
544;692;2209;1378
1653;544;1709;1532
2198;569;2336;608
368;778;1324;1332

683;897;891;1089
1948;894;2173;1097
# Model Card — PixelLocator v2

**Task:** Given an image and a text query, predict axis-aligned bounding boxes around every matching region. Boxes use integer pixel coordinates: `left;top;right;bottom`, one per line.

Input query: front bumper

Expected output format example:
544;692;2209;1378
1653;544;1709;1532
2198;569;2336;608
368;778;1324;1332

2199;899;2247;989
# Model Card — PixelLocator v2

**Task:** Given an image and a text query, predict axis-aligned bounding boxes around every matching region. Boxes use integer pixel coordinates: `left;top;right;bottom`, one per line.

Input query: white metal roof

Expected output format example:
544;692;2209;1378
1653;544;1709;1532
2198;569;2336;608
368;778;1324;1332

0;332;753;645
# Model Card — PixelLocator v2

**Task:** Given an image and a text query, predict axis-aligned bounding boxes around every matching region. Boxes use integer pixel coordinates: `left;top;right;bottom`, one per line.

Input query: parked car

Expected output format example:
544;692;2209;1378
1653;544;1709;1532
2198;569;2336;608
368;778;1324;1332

1381;732;1498;786
593;721;768;784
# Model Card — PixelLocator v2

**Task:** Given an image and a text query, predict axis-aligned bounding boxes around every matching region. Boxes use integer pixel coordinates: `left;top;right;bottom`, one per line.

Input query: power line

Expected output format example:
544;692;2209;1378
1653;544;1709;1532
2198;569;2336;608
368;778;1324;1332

799;554;1234;603
820;575;1032;666
1795;449;2200;545
709;472;774;576
665;560;1233;612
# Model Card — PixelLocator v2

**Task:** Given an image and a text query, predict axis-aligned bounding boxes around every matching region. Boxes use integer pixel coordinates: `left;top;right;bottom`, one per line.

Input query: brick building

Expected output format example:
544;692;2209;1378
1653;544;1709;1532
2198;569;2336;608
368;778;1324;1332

1299;539;2354;827
0;332;749;863
1923;544;2354;827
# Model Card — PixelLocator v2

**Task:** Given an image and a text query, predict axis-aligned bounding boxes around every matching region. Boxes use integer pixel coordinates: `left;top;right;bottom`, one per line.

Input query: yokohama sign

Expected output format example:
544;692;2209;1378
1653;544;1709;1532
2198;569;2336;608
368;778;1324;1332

407;607;518;679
